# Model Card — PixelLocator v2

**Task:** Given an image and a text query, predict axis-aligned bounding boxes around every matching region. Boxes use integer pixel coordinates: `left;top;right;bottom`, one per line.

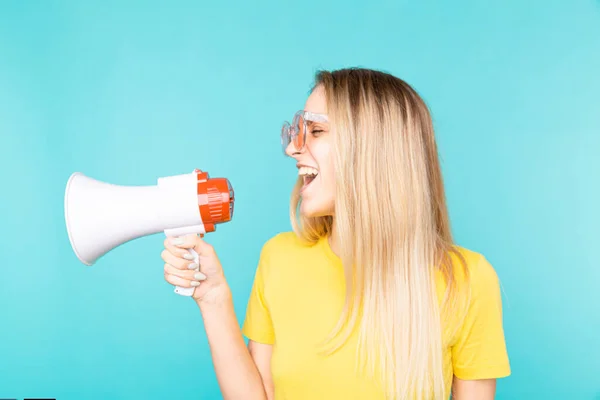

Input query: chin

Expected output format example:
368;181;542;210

300;201;333;218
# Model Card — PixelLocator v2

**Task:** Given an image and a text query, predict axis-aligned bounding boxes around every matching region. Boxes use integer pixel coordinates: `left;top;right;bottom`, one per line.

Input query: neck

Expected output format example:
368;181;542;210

328;218;340;257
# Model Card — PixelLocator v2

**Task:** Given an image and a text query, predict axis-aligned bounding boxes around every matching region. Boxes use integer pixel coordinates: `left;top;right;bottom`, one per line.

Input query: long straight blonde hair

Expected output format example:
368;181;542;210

290;68;469;399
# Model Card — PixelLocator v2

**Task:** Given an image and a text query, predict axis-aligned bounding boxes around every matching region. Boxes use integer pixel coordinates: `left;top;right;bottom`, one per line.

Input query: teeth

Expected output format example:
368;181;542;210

298;166;319;177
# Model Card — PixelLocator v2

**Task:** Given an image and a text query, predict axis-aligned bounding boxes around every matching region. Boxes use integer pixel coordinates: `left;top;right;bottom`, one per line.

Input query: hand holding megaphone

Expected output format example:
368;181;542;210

64;168;234;297
160;233;229;302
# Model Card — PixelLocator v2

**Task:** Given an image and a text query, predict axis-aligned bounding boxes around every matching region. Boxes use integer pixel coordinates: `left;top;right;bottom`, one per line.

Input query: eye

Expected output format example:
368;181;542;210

310;125;326;137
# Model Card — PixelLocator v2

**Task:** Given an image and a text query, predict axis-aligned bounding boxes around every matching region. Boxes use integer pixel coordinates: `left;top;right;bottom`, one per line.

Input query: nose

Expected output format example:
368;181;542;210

285;141;303;158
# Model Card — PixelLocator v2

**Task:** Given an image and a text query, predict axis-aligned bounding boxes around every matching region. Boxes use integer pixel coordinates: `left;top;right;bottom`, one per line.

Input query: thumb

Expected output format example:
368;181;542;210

193;234;215;256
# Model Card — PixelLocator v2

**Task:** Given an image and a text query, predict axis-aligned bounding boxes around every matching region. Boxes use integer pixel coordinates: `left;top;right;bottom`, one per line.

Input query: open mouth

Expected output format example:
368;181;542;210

299;166;319;190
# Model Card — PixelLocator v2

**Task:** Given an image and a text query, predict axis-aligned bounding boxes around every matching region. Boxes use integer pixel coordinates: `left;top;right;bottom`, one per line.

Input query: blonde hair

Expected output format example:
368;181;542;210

290;68;469;399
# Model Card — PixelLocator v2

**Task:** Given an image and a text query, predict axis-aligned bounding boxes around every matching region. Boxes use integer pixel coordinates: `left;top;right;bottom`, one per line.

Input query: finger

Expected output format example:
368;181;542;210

166;233;199;250
167;233;215;258
161;248;197;271
163;236;197;261
164;271;201;288
164;263;206;281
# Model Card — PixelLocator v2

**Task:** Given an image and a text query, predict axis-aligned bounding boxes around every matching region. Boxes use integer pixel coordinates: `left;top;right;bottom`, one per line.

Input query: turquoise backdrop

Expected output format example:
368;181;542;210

1;1;598;399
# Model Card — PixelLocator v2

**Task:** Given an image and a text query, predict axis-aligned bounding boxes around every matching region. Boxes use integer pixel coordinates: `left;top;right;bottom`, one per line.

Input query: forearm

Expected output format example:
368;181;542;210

197;288;266;400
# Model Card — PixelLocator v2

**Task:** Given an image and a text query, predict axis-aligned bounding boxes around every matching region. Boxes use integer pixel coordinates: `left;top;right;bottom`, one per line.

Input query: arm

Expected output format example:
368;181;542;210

452;377;496;399
198;290;269;400
161;234;271;400
248;340;274;399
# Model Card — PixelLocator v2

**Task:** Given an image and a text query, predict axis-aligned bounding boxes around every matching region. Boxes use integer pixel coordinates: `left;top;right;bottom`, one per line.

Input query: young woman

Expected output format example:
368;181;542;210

161;68;511;399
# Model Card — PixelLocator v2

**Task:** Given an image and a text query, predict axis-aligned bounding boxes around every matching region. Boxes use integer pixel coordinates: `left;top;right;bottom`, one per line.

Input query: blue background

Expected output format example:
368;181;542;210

1;1;598;399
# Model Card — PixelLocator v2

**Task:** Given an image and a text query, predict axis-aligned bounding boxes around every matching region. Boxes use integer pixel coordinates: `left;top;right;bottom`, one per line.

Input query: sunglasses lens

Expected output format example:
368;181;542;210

281;112;308;154
292;113;306;150
281;122;291;153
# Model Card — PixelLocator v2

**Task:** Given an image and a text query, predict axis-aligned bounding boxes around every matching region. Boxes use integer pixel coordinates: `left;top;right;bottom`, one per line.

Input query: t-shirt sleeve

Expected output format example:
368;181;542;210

241;241;275;345
451;254;511;380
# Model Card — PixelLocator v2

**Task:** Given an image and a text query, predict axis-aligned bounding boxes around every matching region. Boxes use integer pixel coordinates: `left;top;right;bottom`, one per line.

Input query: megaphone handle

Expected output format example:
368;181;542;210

174;248;200;297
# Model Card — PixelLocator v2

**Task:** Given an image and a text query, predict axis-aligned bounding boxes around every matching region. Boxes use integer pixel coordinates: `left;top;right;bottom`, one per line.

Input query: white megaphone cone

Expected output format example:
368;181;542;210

64;169;234;296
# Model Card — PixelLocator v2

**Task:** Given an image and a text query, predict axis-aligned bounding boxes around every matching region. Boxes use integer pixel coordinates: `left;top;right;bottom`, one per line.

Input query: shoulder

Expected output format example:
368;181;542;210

255;231;312;269
262;230;305;248
259;231;310;256
448;246;504;304
454;246;500;282
250;231;318;289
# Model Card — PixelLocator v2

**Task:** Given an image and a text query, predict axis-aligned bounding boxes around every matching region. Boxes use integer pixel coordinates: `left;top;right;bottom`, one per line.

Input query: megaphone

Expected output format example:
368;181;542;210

64;168;234;296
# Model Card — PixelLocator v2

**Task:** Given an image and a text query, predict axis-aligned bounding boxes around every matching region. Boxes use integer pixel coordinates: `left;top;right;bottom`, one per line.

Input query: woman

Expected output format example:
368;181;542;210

161;68;511;399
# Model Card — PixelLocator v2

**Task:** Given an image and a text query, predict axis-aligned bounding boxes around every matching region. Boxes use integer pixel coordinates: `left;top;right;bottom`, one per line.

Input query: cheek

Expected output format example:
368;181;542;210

322;168;335;196
323;150;335;191
318;150;336;203
307;141;336;209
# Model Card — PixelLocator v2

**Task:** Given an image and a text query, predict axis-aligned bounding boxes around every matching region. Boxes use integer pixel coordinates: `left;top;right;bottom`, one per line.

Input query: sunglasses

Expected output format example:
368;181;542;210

280;110;329;154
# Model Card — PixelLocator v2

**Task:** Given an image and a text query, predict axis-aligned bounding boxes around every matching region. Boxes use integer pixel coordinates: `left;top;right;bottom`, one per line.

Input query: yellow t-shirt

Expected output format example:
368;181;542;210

242;232;510;399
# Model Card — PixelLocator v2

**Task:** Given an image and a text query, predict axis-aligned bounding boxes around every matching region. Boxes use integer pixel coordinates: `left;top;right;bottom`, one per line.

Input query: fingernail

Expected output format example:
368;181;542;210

194;272;206;280
183;253;194;260
171;237;184;246
187;262;199;270
191;281;201;286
